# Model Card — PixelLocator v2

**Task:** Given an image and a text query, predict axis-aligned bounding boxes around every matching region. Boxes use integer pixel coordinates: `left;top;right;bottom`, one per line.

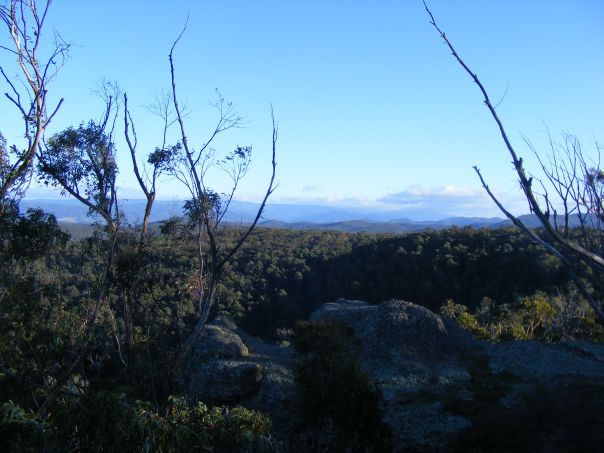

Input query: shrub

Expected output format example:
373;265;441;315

1;394;275;452
292;320;393;452
442;289;604;343
0;401;60;452
441;300;490;339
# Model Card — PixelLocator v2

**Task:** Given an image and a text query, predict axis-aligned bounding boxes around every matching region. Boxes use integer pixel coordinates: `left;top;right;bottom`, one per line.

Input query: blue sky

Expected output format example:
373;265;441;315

2;0;603;219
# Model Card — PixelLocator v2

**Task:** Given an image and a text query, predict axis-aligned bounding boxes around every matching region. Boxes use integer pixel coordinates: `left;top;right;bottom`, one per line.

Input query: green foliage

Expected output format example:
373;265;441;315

159;216;186;238
0;132;8;187
0;205;69;262
0;394;274;452
292;320;393;451
0;205;87;409
147;143;181;174
443;289;604;343
0;132;35;205
441;300;490;339
38;122;118;220
0;400;60;451
517;293;557;339
184;191;222;224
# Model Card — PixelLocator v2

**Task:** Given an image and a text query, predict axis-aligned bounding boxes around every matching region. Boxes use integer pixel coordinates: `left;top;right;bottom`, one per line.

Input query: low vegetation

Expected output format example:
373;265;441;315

0;394;274;452
442;290;604;343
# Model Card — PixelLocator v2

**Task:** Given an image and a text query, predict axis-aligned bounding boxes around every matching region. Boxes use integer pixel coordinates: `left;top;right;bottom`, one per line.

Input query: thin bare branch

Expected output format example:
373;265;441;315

216;108;278;273
426;1;604;324
424;1;604;276
124;92;149;199
0;0;68;210
475;165;604;322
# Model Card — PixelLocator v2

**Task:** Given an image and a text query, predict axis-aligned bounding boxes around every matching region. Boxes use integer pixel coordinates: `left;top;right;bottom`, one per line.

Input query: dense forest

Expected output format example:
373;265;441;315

2;211;603;449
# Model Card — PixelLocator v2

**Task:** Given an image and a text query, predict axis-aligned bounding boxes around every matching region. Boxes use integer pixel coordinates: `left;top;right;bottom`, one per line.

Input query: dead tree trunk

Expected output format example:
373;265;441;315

424;1;604;323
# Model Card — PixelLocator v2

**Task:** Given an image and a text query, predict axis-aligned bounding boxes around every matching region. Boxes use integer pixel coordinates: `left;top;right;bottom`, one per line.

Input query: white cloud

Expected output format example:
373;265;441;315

269;193;376;207
379;185;485;205
377;184;528;219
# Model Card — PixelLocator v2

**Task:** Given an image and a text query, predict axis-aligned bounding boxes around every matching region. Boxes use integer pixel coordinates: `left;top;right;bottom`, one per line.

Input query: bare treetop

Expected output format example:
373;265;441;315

0;0;69;211
424;1;604;323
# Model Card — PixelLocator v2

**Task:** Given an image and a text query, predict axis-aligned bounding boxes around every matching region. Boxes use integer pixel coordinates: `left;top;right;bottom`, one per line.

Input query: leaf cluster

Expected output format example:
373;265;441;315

38;122;117;217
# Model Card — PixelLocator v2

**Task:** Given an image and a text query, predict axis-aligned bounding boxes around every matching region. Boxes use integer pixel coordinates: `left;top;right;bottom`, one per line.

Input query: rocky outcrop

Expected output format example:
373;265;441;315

193;324;249;359
488;339;604;380
188;360;263;404
312;298;465;365
186;301;604;451
311;299;472;451
187;318;295;416
310;298;604;451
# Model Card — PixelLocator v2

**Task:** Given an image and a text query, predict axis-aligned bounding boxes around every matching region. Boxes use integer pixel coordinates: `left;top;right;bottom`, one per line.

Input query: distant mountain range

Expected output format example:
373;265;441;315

20;197;504;227
21;197;577;234
257;218;505;234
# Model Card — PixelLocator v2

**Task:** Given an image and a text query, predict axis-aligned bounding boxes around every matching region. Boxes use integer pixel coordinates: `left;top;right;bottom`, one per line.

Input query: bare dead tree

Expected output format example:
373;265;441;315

120;91;180;361
168;28;277;375
424;1;604;323
524;132;604;246
0;0;69;212
124;91;179;249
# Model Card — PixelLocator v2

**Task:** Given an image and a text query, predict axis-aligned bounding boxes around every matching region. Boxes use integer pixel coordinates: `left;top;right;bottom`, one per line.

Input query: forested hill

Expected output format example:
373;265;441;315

17;220;573;339
192;226;569;338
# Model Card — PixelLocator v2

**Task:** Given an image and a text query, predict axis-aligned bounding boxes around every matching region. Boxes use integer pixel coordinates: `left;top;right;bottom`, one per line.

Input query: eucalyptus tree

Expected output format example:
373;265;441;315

39;121;119;229
34;91;123;416
168;27;277;374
